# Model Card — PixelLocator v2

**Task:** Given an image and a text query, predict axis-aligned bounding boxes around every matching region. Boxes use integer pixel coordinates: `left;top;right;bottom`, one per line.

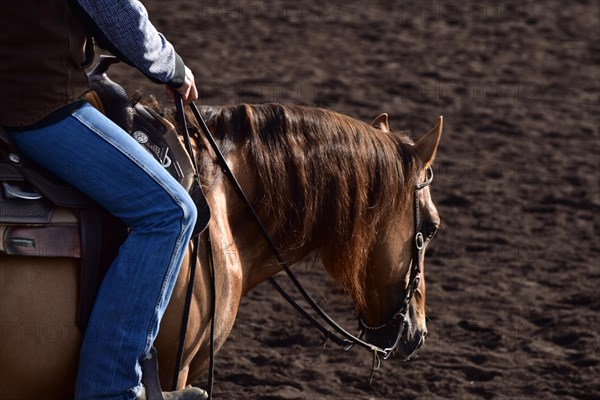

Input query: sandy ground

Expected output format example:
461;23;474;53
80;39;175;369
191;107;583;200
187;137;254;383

109;1;599;398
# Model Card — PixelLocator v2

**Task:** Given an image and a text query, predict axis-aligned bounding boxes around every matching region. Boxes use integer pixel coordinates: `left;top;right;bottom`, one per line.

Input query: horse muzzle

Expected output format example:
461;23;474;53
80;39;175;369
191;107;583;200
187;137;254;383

363;313;427;361
393;325;427;360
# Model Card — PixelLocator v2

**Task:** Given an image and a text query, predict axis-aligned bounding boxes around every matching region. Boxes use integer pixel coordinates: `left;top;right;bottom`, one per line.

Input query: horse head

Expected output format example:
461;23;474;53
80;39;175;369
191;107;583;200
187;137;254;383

356;114;443;360
189;104;443;364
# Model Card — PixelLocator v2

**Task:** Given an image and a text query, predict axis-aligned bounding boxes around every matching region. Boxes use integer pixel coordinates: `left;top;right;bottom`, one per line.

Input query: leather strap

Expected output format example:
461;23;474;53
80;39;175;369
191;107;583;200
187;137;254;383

141;347;164;400
170;95;213;397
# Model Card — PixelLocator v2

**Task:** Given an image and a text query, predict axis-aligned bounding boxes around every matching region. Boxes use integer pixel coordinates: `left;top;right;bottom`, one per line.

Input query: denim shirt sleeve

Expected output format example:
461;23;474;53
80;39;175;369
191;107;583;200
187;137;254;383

74;0;185;88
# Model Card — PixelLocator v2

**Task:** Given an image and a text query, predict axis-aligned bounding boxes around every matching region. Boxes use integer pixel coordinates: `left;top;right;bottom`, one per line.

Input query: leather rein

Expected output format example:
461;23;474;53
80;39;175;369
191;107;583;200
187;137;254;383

172;98;434;396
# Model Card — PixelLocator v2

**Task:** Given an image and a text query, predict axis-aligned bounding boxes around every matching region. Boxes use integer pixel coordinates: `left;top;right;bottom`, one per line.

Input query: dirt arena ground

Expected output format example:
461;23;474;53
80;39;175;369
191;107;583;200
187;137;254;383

110;1;599;398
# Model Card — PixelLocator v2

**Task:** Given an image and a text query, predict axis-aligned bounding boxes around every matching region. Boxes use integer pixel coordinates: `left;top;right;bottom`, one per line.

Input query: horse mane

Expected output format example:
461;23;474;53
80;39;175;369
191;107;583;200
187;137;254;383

162;101;421;308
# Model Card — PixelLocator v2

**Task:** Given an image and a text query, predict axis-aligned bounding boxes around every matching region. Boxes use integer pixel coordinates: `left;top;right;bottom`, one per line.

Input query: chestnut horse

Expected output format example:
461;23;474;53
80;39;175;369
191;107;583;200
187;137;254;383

0;103;442;398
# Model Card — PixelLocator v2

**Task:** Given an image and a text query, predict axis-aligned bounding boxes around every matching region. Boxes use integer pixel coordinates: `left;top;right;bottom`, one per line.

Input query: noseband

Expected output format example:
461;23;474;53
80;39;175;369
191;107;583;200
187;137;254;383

174;102;435;395
358;166;434;358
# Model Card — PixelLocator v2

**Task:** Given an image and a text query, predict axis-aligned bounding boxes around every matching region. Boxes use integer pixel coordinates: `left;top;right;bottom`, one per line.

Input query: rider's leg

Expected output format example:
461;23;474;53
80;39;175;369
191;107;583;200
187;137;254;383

9;102;198;400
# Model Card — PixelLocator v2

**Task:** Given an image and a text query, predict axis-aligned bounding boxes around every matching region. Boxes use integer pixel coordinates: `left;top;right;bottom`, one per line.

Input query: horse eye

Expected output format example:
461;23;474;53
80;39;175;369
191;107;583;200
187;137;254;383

424;222;439;241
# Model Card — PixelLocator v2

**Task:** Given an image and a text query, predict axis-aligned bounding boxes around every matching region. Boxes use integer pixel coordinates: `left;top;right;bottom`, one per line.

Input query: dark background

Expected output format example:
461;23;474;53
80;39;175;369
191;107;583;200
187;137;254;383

109;1;599;398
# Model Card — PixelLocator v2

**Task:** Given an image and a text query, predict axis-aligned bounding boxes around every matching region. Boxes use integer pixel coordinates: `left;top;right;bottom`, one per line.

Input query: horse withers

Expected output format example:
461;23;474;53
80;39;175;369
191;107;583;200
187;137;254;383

0;101;442;398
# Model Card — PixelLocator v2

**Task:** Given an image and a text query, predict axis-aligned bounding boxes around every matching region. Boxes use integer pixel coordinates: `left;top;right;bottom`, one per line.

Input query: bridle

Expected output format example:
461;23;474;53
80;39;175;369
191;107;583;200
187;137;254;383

172;99;435;396
357;166;433;358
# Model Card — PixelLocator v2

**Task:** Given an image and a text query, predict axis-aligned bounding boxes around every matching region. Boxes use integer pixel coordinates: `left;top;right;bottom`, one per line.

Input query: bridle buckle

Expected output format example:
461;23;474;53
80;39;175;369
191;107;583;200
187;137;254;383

415;232;424;250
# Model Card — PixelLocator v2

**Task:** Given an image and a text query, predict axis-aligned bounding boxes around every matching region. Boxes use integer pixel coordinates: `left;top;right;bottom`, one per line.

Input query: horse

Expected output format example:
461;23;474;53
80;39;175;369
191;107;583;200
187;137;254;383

0;102;442;398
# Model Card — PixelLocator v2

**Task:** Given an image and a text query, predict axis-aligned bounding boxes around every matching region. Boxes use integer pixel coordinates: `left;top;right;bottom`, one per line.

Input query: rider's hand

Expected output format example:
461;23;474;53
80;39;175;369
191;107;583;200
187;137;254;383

168;65;198;105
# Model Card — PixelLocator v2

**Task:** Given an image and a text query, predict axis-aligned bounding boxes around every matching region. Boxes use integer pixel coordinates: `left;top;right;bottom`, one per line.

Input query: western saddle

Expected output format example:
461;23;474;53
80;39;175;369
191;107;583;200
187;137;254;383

0;56;205;332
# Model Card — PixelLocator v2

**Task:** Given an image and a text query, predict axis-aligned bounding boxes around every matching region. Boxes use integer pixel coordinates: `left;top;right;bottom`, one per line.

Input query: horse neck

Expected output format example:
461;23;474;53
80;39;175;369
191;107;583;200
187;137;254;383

200;146;315;296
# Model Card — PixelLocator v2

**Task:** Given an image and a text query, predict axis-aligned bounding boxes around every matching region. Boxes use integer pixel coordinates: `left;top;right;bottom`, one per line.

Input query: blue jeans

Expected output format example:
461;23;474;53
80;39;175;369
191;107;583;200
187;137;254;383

9;103;197;399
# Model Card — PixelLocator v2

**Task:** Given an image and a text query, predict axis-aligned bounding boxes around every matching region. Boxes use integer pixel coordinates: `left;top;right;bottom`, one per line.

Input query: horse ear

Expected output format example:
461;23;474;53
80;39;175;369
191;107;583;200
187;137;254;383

371;113;389;132
415;116;443;168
